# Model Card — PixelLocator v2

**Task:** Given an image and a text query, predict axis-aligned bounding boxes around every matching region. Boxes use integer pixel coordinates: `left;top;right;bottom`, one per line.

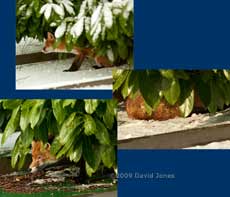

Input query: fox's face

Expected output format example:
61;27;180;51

42;32;72;54
42;32;56;53
29;141;56;173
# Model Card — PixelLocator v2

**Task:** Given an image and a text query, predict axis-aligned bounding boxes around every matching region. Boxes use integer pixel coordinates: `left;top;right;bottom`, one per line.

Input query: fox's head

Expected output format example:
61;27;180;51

29;141;56;173
42;32;56;53
42;32;69;54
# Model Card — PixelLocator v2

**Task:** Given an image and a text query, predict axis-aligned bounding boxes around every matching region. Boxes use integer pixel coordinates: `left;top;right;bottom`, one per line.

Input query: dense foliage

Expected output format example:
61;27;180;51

113;70;230;117
0;99;117;176
16;0;133;65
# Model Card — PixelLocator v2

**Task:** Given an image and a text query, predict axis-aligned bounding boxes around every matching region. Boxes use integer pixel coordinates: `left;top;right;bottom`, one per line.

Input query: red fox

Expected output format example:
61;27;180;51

125;91;205;121
42;32;113;71
29;141;57;173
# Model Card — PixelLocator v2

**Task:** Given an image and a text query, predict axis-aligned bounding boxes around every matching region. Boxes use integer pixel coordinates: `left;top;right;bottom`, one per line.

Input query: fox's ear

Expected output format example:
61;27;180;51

45;143;51;150
47;32;55;40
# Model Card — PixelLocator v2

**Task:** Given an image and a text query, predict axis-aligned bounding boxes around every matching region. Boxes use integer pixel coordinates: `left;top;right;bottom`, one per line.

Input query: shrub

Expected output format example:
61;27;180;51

113;70;230;117
16;0;133;65
0;99;117;176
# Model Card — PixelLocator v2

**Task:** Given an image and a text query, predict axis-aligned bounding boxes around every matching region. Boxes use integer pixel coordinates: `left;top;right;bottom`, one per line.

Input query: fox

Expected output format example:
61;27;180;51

29;141;57;173
42;32;113;72
125;91;205;121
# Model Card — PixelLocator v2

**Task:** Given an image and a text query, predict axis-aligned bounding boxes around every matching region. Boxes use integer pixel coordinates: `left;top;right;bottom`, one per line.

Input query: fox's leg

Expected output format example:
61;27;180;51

93;56;113;69
64;54;85;72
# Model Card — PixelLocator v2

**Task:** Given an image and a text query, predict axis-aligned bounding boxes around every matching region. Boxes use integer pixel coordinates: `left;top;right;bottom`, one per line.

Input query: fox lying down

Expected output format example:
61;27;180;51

42;32;114;72
29;141;57;173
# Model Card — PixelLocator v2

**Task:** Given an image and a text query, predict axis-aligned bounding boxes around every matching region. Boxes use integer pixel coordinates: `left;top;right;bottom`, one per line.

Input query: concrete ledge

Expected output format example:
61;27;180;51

118;107;230;149
16;52;75;65
118;123;230;149
16;58;113;90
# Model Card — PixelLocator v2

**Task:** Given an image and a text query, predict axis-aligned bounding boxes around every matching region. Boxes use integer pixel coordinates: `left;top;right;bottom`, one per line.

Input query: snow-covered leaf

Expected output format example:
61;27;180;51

112;8;122;15
70;17;84;38
126;0;134;12
52;4;65;17
84;17;91;33
123;11;130;19
40;4;49;14
44;4;53;20
91;4;102;27
55;22;66;38
50;22;57;27
103;3;113;28
107;48;114;62
92;23;101;42
62;1;75;15
78;0;87;19
86;0;95;10
19;5;27;12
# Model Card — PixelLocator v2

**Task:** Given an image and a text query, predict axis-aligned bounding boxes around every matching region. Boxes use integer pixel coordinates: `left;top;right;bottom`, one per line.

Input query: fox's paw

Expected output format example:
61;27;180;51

92;65;103;69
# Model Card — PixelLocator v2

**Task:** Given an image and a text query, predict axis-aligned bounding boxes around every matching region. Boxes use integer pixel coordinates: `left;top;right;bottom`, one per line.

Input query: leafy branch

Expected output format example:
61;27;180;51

0;99;117;176
113;70;230;117
17;0;133;65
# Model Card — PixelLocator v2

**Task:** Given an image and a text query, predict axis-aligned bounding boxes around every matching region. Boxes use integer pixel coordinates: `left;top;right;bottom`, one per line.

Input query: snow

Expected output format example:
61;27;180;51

186;140;230;149
0;132;21;154
16;58;114;90
16;38;43;55
118;106;230;141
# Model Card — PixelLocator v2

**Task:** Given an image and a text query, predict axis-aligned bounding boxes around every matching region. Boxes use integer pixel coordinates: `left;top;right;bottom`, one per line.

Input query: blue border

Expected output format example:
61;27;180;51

134;0;230;69
118;150;230;197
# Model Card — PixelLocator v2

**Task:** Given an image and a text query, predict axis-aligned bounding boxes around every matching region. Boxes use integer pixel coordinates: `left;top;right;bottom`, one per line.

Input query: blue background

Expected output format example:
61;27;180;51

118;150;230;197
1;1;230;195
135;0;230;69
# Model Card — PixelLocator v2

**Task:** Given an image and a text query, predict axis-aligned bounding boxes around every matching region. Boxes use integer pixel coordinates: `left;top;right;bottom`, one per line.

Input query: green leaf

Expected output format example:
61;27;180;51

29;100;45;129
196;80;211;107
83;136;96;169
11;138;21;168
21;100;37;110
1;106;20;145
101;145;115;168
163;79;180;105
20;127;34;148
34;121;48;142
68;142;82;163
113;70;130;91
139;72;161;108
84;143;102;176
20;105;30;131
84;100;99;114
59;113;83;145
223;70;230;80
63;99;76;108
160;70;174;79
95;119;110;145
52;100;66;124
85;162;95;177
128;71;140;98
2;100;22;110
84;115;96;136
121;72;131;98
179;89;194;117
103;100;116;129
